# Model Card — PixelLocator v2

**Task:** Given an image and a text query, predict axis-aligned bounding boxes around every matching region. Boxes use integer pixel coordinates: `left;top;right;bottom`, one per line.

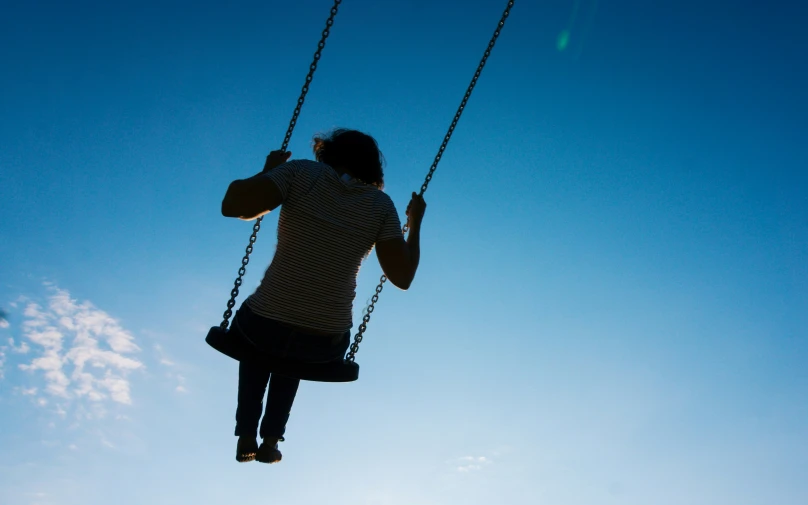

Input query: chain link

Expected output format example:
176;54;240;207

220;0;343;330
345;0;515;361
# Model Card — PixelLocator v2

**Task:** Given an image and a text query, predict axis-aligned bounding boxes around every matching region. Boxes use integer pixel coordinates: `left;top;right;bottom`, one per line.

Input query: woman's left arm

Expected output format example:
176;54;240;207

221;150;291;220
221;176;284;220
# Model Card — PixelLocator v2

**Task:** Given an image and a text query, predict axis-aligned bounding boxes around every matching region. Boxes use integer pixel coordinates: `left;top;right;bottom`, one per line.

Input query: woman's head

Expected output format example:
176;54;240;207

312;129;385;188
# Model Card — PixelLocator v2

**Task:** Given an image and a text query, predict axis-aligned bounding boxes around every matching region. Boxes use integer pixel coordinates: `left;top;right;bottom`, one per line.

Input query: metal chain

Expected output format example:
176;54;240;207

220;0;343;329
346;0;516;362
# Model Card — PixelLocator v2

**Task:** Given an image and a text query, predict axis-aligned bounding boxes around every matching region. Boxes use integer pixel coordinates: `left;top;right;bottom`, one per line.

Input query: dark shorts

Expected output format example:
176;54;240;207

232;303;351;363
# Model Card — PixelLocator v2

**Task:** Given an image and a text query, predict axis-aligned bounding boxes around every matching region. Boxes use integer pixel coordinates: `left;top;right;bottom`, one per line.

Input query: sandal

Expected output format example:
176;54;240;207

255;439;282;464
236;436;259;463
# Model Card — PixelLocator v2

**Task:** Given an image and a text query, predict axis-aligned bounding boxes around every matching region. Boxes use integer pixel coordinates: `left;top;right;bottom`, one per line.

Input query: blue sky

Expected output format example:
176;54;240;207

1;0;806;503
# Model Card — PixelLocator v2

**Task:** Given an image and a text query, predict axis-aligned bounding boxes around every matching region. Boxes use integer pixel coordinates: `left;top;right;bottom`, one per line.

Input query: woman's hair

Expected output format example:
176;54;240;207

312;128;385;188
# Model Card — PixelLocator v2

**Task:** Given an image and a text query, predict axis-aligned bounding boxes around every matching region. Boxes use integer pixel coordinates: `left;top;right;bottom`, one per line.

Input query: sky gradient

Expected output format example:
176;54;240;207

1;0;806;504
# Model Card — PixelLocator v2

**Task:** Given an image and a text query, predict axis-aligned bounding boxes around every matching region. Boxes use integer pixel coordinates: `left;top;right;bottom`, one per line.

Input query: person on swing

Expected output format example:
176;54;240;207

220;128;427;463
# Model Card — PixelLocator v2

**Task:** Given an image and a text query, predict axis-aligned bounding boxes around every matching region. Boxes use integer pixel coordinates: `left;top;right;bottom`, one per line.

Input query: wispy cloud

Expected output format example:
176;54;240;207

8;337;30;354
175;374;188;393
454;455;492;472
154;343;175;367
155;343;189;394
0;309;8;377
16;285;144;408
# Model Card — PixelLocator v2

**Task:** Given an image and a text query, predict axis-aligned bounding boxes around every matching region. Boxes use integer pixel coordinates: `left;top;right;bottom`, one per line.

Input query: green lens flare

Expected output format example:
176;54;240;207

557;30;571;51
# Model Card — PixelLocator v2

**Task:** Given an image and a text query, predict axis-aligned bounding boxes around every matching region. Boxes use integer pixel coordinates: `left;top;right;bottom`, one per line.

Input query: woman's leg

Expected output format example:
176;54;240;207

259;373;300;440
234;360;272;438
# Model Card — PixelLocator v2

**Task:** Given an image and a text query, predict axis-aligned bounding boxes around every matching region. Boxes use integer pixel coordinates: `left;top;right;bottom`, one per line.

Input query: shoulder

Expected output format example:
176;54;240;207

292;159;330;174
269;159;329;176
374;189;398;212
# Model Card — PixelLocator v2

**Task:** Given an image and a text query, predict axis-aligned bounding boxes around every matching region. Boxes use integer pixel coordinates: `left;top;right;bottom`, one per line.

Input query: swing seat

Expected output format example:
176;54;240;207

205;326;359;383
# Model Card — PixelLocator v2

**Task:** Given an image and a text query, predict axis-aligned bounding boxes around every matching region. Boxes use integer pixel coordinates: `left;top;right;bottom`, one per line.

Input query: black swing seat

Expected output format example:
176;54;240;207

205;326;359;383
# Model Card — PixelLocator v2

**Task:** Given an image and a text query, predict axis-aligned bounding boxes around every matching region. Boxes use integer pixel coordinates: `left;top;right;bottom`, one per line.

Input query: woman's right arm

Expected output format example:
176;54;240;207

375;193;426;290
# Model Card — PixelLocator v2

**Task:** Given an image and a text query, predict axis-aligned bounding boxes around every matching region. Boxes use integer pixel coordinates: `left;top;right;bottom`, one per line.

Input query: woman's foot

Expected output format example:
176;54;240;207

236;436;259;462
255;438;282;464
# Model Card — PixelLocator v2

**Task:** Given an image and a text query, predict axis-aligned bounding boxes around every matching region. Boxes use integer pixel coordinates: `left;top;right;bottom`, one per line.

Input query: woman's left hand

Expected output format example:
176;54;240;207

263;150;292;173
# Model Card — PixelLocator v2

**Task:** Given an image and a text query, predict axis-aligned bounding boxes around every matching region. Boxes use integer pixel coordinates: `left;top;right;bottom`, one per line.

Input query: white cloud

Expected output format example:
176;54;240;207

16;285;143;410
0;314;11;377
8;338;30;353
455;455;492;472
155;343;188;393
175;374;188;393
154;344;175;366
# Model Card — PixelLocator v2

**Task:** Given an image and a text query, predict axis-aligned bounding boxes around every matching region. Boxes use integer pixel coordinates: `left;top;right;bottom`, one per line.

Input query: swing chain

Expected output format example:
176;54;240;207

418;0;513;198
281;0;342;153
345;0;515;361
346;280;384;362
220;0;343;330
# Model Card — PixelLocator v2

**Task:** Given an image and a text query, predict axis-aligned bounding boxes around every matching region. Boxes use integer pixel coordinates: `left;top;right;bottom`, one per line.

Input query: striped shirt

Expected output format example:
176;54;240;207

245;160;403;333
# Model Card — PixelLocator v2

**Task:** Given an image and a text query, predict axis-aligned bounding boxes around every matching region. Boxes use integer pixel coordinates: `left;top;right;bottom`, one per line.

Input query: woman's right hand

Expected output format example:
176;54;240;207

406;192;427;227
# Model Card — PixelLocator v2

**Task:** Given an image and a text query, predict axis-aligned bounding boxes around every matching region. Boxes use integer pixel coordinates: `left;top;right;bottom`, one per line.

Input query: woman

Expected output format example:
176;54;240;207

221;128;427;463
